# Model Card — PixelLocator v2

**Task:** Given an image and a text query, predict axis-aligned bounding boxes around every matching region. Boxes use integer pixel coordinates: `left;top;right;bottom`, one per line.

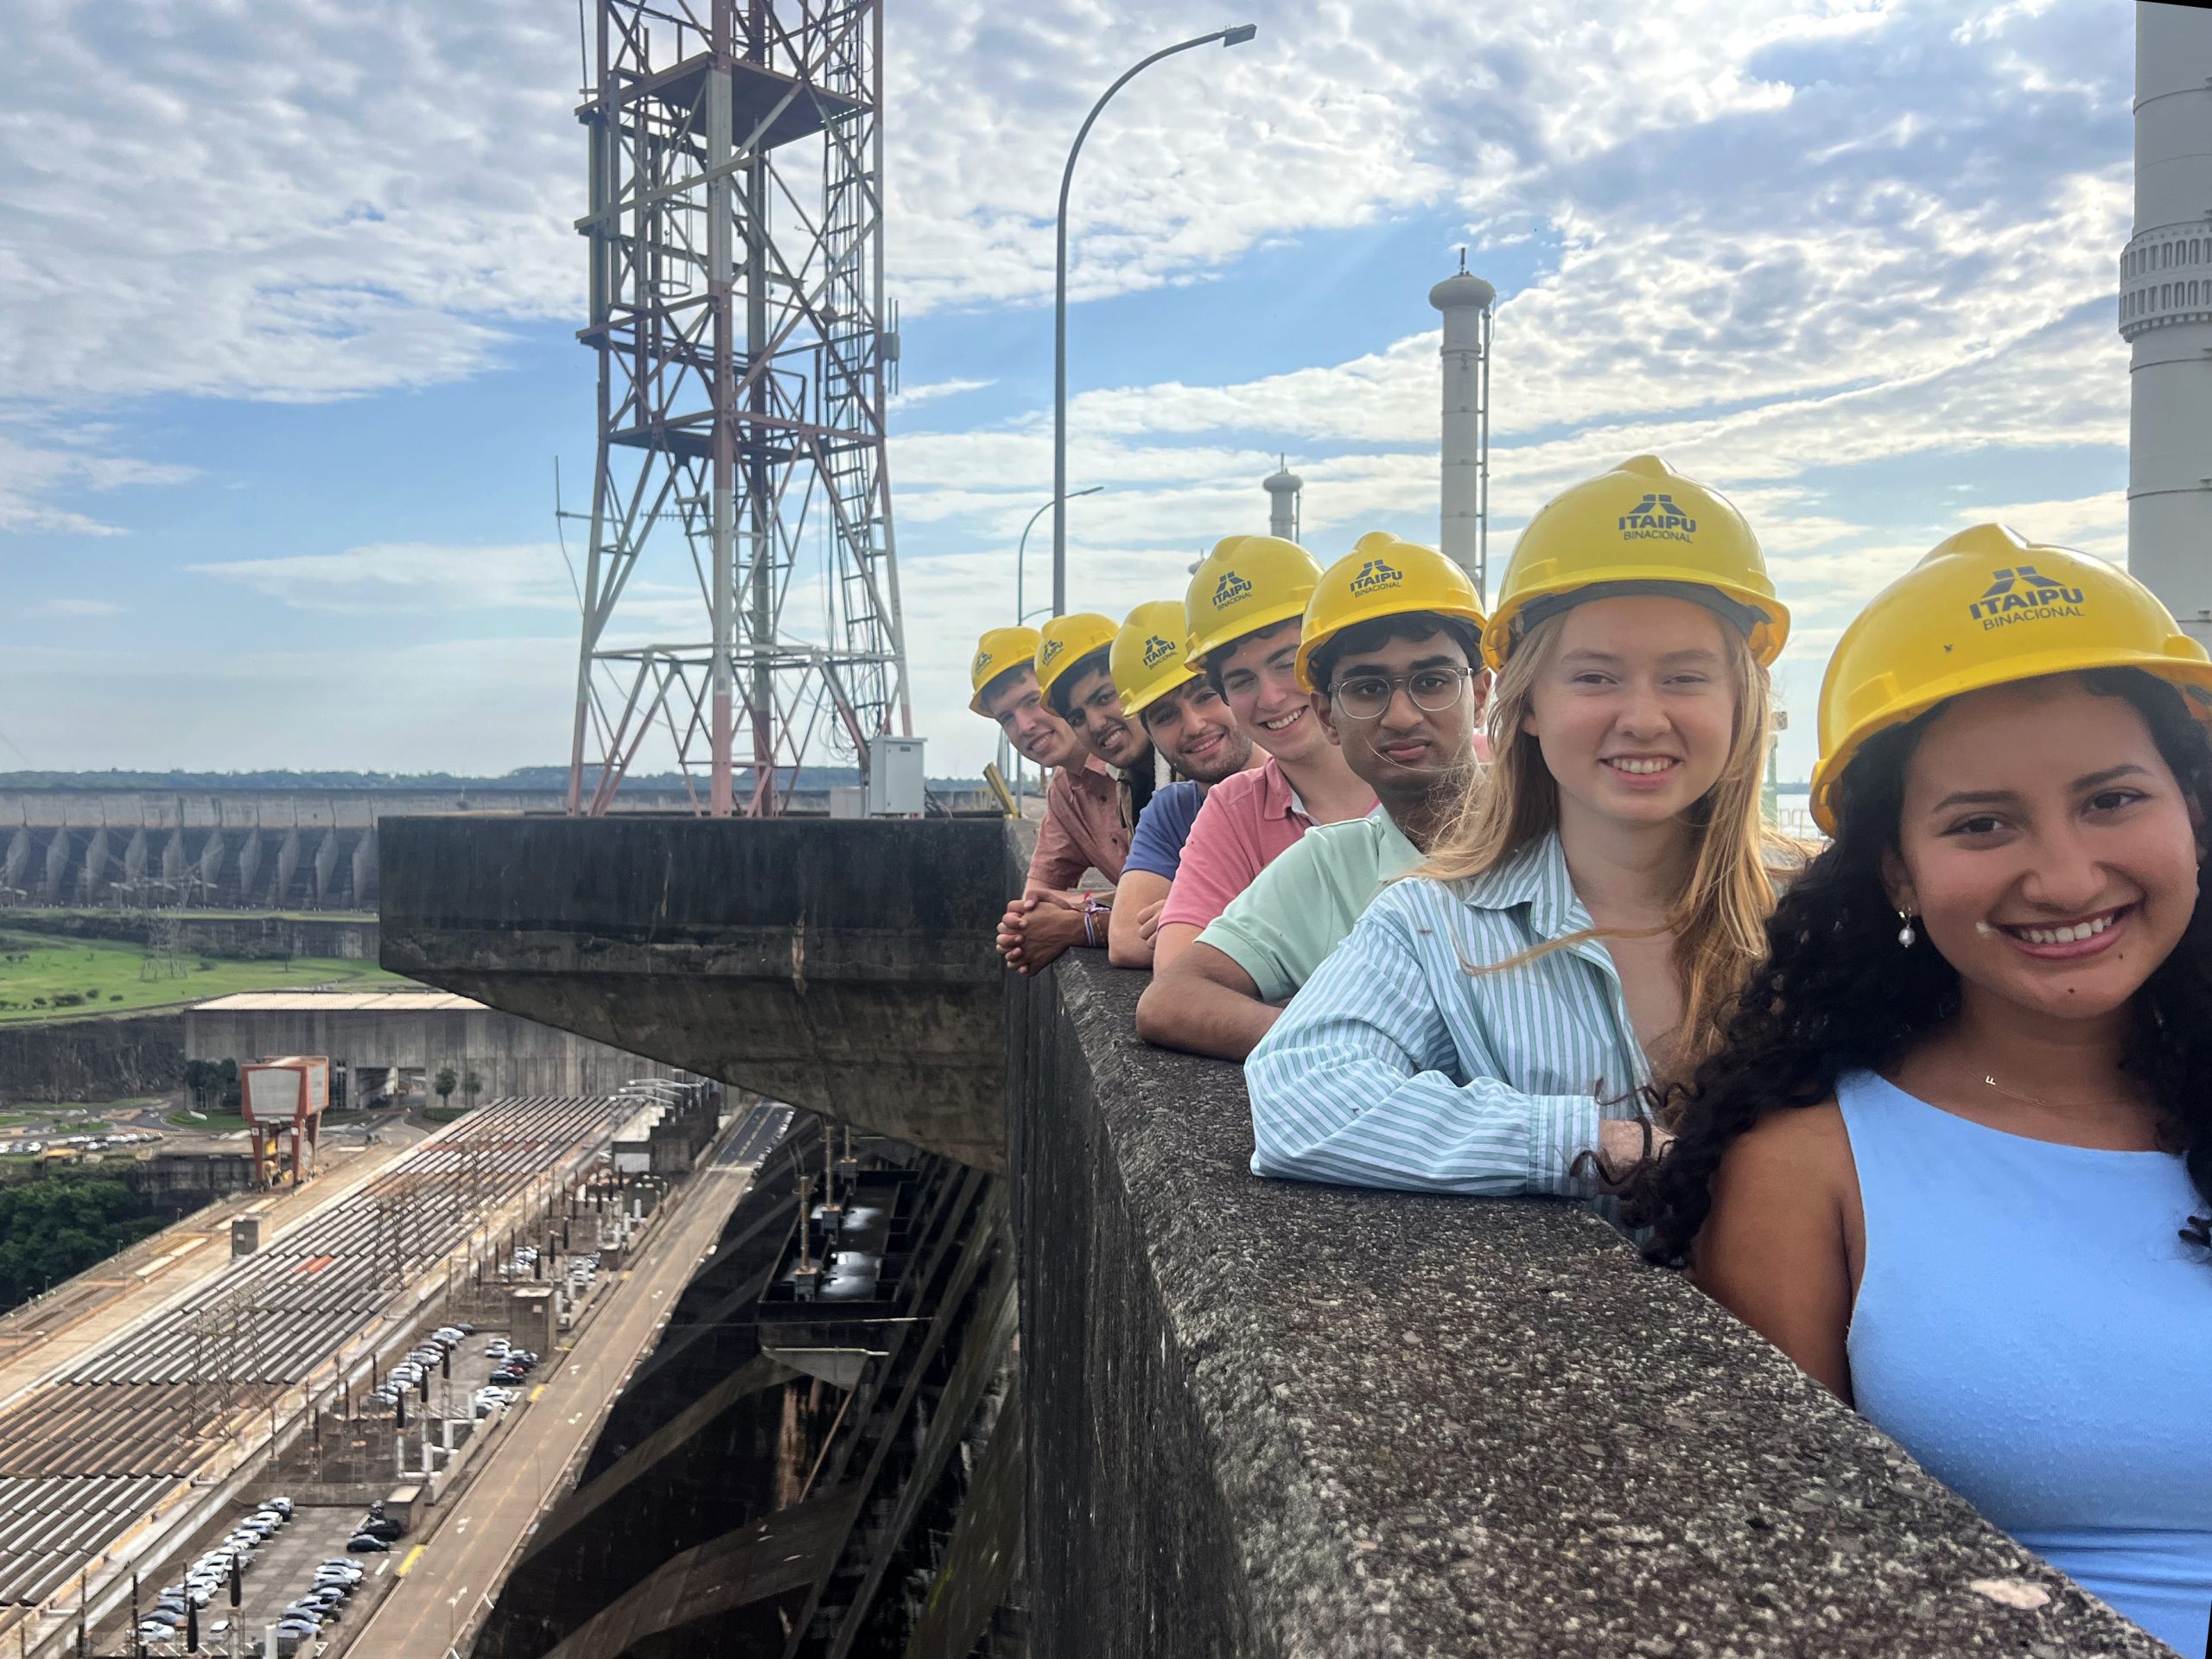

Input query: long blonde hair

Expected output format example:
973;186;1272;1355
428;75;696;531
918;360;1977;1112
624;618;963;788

1421;608;1792;1080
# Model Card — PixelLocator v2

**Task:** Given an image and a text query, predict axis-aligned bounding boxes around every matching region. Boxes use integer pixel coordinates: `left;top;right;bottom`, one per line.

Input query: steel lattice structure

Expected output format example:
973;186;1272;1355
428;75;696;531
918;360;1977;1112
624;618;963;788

568;0;911;817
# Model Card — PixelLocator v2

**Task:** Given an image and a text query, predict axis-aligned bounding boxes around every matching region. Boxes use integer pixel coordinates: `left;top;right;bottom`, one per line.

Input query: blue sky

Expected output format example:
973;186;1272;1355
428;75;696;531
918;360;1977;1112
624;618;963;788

0;0;2146;783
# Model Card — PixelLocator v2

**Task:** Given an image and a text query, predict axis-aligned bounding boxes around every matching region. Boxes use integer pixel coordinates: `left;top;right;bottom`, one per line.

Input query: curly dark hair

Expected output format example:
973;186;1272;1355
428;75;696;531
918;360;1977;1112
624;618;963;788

1625;667;2212;1267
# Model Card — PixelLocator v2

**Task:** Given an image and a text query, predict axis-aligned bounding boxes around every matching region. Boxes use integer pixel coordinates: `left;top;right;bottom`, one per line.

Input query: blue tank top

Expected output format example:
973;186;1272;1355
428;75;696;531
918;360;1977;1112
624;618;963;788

1838;1069;2212;1654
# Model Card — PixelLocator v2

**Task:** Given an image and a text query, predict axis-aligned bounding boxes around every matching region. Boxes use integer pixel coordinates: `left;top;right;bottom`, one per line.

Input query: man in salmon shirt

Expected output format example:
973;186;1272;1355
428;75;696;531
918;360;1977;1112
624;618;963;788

995;612;1154;976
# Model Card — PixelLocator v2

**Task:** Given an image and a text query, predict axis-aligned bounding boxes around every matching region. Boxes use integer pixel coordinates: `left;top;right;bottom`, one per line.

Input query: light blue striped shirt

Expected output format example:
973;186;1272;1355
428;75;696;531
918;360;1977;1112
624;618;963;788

1245;828;1649;1196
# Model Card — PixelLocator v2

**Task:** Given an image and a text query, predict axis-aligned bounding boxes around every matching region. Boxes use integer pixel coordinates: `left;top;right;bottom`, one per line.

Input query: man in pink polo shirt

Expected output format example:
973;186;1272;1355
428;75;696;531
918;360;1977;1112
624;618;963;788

1152;535;1375;971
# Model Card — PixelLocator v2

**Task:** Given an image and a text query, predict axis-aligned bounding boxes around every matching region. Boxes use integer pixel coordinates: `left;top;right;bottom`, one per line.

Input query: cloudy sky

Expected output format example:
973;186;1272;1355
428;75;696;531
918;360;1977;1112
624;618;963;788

0;0;2142;784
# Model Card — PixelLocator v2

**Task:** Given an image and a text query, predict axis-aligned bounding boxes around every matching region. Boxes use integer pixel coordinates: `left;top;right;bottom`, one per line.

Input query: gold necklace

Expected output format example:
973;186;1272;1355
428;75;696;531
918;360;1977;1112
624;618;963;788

1976;1069;2133;1114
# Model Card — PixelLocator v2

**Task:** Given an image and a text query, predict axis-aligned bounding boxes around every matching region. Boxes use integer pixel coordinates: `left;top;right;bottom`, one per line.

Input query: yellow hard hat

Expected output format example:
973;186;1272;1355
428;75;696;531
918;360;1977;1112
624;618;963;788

1035;612;1121;707
969;626;1042;715
1111;601;1199;720
1808;523;2212;832
1184;534;1323;666
1296;531;1489;693
1484;454;1789;671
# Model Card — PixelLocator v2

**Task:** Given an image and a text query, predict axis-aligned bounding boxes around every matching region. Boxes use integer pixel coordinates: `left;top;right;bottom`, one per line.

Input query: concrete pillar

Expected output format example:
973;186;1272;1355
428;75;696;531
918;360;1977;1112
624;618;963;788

2123;1;2212;643
1428;267;1497;595
1262;462;1303;543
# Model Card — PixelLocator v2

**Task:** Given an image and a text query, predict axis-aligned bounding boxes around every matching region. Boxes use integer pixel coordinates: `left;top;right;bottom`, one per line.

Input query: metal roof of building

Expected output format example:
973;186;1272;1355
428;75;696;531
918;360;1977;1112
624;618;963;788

190;991;488;1013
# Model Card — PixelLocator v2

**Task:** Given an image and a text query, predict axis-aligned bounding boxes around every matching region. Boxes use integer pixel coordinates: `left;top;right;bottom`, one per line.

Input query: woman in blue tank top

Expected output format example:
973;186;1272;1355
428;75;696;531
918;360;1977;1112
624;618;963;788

1630;525;2212;1656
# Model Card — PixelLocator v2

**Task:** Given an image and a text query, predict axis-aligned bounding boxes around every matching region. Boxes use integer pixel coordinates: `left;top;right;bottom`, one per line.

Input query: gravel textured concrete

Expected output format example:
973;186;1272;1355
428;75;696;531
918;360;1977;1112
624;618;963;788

1015;946;2177;1658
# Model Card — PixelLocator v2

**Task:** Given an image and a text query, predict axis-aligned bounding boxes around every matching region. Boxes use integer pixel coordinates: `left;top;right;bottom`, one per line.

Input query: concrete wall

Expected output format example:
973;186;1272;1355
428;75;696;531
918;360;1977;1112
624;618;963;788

1014;943;2171;1657
0;1011;182;1102
378;816;1007;1171
184;1003;683;1099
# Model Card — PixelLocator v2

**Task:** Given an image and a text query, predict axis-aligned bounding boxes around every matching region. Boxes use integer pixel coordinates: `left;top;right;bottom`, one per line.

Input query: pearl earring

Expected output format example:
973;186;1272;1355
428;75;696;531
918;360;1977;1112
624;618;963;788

1897;909;1916;948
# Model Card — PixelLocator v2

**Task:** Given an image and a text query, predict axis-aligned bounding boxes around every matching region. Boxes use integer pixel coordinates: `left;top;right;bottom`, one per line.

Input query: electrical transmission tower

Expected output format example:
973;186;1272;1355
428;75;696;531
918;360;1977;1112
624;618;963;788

568;0;912;817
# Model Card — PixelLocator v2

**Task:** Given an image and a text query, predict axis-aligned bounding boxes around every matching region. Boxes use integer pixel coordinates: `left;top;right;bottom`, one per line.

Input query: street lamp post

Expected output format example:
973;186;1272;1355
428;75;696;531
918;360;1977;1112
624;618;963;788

1052;24;1258;618
1010;485;1103;811
1017;486;1103;627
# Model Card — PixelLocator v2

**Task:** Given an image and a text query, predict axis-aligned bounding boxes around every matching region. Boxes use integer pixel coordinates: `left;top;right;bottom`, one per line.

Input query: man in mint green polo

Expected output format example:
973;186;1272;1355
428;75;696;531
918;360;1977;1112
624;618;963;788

1135;533;1487;1061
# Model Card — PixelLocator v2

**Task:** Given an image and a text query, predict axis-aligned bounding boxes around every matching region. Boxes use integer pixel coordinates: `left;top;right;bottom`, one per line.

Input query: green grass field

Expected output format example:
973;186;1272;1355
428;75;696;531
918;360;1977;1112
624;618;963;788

0;931;407;1025
164;1107;251;1134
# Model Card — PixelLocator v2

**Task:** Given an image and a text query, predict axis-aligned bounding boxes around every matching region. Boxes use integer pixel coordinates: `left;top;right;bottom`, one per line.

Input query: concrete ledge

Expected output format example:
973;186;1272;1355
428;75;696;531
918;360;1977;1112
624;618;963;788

1014;951;2171;1657
378;817;1007;1171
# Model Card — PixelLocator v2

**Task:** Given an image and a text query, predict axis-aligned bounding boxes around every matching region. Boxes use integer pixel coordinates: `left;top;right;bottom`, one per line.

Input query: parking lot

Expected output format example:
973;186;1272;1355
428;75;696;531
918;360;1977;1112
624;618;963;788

100;1319;543;1655
92;1267;608;1656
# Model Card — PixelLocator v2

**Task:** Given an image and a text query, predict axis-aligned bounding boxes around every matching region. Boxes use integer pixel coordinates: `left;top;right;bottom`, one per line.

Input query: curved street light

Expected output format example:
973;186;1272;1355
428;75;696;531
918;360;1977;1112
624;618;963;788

1052;24;1258;618
1017;486;1103;626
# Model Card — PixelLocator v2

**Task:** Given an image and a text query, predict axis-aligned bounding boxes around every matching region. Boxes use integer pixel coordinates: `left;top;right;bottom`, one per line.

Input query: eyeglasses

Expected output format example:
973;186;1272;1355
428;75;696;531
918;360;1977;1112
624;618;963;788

1331;666;1474;721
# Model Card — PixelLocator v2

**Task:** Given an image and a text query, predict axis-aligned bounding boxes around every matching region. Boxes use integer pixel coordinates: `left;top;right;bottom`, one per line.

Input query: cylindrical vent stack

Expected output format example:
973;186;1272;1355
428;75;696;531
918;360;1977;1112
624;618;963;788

1428;267;1496;599
2121;2;2212;642
1262;461;1304;542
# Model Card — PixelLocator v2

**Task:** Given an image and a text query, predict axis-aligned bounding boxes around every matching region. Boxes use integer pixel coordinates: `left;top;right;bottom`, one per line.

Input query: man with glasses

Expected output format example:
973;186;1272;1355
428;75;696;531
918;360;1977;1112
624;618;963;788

1137;534;1489;1060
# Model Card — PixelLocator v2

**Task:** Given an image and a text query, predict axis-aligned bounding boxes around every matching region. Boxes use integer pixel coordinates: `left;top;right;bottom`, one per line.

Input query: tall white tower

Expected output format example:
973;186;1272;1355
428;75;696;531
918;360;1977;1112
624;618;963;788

1262;459;1304;542
2121;1;2212;642
1428;262;1496;600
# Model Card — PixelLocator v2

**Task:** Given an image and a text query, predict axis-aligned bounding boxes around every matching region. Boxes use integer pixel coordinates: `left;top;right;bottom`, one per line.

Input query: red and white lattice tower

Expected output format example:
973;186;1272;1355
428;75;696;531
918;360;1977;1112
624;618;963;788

568;0;912;816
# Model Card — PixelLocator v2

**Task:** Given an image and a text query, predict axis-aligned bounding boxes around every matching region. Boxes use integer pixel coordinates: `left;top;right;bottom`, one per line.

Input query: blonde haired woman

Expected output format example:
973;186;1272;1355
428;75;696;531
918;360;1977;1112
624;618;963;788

1247;456;1790;1193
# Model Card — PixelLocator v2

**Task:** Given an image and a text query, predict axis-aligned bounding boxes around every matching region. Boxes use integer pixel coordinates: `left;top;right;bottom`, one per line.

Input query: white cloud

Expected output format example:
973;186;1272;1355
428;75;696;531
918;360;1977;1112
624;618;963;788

0;415;195;534
192;541;580;614
890;377;998;407
35;598;124;618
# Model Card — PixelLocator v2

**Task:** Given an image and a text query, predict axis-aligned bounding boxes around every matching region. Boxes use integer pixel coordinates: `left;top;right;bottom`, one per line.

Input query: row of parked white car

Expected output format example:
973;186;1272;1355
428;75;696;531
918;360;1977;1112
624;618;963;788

0;1128;156;1155
366;1321;474;1409
135;1497;368;1653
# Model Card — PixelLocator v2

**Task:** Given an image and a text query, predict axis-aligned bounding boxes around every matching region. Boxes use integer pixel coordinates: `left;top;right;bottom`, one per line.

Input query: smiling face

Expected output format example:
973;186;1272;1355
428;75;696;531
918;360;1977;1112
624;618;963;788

1213;620;1325;762
1885;676;2202;1026
1313;625;1485;810
980;667;1083;770
1140;677;1252;785
1059;662;1150;770
1521;595;1738;828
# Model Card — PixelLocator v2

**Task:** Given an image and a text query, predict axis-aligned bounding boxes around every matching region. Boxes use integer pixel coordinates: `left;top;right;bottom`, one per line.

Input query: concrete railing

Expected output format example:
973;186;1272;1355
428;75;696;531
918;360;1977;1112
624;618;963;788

1011;944;2172;1657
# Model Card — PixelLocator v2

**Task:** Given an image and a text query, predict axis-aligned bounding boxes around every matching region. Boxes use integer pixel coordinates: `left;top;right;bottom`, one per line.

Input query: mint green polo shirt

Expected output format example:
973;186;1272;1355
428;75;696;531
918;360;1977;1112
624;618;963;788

1196;809;1422;1003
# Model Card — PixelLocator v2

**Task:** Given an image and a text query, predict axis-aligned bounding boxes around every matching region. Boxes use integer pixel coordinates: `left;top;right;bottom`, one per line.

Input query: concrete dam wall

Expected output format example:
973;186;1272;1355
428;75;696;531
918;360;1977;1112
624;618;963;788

2;821;380;910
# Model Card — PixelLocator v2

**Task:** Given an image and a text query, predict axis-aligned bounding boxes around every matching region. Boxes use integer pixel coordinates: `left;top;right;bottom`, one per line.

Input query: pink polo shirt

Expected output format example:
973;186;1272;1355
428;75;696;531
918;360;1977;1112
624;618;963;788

1157;755;1370;932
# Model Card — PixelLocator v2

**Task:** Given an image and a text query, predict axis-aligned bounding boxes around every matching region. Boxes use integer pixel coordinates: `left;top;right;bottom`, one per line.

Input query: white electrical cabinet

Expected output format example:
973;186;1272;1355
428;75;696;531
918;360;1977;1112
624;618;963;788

866;736;926;817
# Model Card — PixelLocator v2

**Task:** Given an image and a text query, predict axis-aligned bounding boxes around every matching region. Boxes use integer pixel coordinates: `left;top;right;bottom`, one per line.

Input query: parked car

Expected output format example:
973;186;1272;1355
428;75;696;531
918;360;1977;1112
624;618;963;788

261;1496;294;1516
355;1516;403;1541
487;1368;525;1385
344;1534;391;1553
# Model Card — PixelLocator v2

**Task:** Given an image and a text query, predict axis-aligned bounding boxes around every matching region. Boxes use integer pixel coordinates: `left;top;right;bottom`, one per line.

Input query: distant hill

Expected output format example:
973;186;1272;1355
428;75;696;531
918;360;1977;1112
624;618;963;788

0;766;988;792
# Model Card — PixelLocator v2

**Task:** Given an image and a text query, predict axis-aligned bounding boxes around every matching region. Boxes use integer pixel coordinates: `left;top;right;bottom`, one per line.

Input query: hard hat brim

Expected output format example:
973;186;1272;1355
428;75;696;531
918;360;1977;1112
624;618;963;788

1809;647;2212;833
1186;598;1311;674
1484;573;1789;671
1294;600;1490;694
1118;661;1199;721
